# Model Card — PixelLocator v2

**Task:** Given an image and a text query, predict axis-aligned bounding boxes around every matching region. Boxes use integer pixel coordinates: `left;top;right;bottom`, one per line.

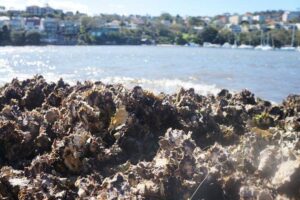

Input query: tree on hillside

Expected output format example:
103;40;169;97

0;25;10;45
200;26;218;43
25;32;41;45
160;13;173;22
188;17;206;27
175;34;188;45
216;29;235;44
270;29;291;47
11;31;25;45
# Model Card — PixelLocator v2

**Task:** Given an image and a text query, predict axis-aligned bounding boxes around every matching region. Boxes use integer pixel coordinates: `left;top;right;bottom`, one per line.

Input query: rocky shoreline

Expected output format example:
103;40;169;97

0;76;299;199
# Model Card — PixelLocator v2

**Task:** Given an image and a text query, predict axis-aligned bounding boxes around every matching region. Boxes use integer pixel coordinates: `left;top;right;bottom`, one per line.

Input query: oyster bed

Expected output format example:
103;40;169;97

0;76;300;200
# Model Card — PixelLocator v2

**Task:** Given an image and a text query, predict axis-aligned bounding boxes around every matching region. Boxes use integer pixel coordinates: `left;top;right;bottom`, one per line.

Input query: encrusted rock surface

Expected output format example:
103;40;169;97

0;76;300;199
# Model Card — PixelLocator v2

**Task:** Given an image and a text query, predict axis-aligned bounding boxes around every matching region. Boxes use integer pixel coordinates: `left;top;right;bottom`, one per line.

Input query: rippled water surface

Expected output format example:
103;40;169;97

0;46;299;102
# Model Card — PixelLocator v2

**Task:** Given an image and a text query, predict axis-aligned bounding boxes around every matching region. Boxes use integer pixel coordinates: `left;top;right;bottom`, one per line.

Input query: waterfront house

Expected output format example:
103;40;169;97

0;16;10;28
41;18;58;33
229;15;241;25
25;17;41;32
41;6;54;15
26;6;42;16
282;11;300;23
40;18;59;43
59;21;80;35
253;15;265;23
26;5;55;17
89;27;119;37
9;17;25;31
58;21;79;44
241;15;253;24
225;24;242;33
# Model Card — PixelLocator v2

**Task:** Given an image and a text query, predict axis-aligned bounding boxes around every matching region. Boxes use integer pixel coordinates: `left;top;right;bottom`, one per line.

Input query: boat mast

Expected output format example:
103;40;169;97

260;30;263;46
291;25;295;47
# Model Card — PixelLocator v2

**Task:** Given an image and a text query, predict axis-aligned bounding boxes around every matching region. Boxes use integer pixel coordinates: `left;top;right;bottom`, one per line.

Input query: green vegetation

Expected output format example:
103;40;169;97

0;26;42;46
1;11;300;46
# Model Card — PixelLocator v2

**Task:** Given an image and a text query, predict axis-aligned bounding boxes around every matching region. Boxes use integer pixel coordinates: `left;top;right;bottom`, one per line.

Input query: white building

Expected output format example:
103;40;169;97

41;18;58;34
25;17;41;31
105;20;121;29
282;11;300;22
241;15;253;24
229;15;241;25
160;19;172;26
0;16;10;28
252;15;265;23
225;24;241;33
0;6;5;13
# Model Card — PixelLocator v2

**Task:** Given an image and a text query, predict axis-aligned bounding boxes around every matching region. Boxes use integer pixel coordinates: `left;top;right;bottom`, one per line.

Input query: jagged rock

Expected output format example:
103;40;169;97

0;76;299;199
272;159;300;197
257;146;278;176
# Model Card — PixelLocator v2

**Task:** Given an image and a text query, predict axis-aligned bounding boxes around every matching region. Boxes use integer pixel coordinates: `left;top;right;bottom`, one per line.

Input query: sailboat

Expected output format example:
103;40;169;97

238;44;254;49
281;26;296;51
261;32;273;51
231;34;238;48
222;42;232;48
238;33;254;49
255;31;264;50
255;31;273;51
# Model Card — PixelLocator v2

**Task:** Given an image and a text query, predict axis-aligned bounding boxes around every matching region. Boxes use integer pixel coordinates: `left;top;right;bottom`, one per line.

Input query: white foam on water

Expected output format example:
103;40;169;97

100;76;220;96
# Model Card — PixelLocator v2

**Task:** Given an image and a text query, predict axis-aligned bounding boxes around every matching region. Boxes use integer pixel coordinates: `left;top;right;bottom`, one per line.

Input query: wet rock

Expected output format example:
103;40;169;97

0;76;299;199
257;146;278;177
44;108;60;124
233;89;256;105
284;116;300;131
272;159;300;197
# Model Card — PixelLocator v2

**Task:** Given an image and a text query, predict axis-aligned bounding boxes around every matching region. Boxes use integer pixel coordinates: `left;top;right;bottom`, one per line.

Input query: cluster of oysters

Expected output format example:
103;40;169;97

0;76;300;200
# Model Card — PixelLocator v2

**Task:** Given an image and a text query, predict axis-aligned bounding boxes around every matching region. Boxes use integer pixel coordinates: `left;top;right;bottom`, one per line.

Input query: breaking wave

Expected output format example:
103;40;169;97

100;76;220;96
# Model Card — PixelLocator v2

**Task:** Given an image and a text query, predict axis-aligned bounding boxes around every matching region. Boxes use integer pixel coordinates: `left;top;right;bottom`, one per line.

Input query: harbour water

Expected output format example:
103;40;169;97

0;45;299;102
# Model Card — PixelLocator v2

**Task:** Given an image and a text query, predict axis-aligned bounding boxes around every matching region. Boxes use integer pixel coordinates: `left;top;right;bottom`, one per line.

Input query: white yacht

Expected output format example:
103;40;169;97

280;26;296;51
254;45;263;50
185;42;200;47
261;45;274;51
238;44;254;49
222;42;232;48
203;42;221;48
231;39;238;49
281;46;296;51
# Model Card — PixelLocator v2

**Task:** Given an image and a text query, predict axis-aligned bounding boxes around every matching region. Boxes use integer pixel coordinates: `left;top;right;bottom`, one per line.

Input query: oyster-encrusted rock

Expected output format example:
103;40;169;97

272;159;300;196
0;76;299;199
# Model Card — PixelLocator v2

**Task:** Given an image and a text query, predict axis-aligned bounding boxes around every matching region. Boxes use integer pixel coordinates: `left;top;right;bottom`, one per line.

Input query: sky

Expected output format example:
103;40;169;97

1;0;299;16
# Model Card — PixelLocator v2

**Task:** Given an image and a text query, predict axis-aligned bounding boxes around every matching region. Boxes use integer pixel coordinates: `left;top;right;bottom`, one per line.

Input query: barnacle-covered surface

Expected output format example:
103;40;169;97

0;76;300;199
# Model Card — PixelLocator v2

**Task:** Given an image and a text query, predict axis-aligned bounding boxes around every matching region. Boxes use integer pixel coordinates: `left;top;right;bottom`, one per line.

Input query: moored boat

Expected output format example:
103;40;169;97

238;44;254;49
